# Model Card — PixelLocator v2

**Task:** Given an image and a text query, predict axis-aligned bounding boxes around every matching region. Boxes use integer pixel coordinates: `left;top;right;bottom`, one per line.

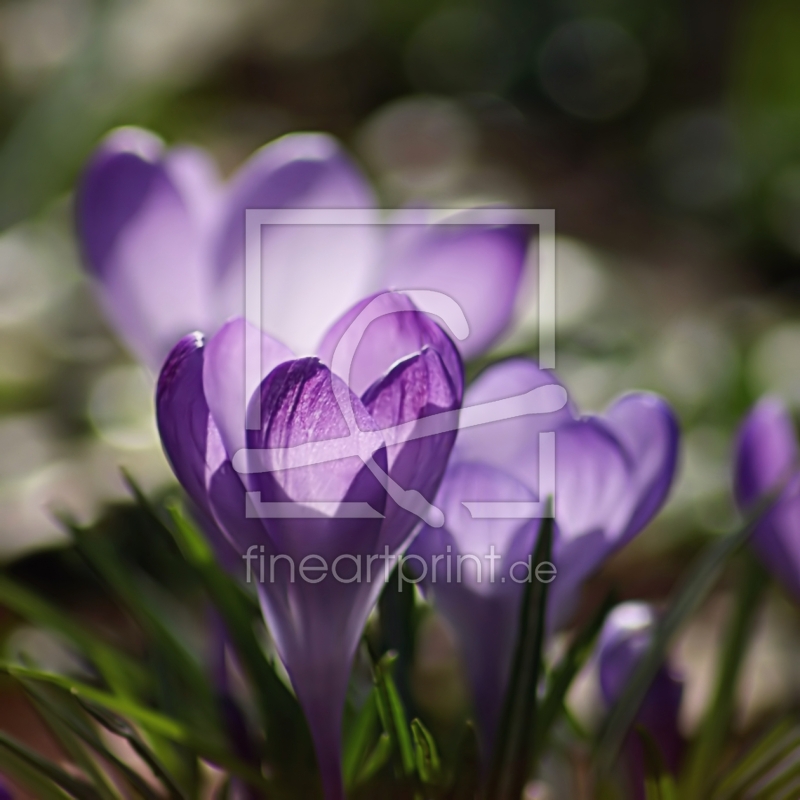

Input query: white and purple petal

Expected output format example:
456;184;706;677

598;603;684;798
410;462;539;757
77;128;214;369
734;398;800;599
156;334;243;571
380;214;529;358
203;317;293;458
212;133;380;354
604;392;680;543
453;359;574;489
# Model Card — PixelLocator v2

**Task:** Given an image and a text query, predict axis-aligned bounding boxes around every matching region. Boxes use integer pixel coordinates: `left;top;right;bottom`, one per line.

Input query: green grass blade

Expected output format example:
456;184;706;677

76;698;188;800
26;687;121;800
485;514;553;800
373;652;416;777
682;557;767;798
0;575;146;697
411;718;442;785
535;591;616;761
0;730;103;800
0;664;269;790
713;721;800;800
343;691;379;790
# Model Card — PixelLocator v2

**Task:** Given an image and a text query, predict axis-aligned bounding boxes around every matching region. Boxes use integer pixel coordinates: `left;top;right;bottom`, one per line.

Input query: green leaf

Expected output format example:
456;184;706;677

682;557;767;798
76;698;188;800
0;742;74;800
343;691;379;790
355;732;392;786
0;575;146;697
0;663;269;790
713;720;800;800
411;718;442;785
485;514;554;800
376;561;419;716
535;591;616;762
595;495;776;775
68;521;215;724
757;763;800;799
373;651;416;778
25;685;121;800
0;730;103;800
22;681;166;800
166;501;314;779
639;725;678;800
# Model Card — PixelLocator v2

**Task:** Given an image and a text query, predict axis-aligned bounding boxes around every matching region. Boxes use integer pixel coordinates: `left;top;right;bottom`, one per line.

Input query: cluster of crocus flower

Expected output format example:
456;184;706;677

77;125;690;798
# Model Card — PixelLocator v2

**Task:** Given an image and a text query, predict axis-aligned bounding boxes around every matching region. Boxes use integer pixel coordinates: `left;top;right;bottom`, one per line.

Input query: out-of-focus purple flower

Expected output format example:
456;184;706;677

597;602;684;800
411;359;679;755
76;126;528;371
156;293;463;800
734;396;800;598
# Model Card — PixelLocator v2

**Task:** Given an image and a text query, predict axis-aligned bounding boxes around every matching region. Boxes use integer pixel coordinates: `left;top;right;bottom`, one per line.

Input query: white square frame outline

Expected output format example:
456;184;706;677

241;207;557;521
244;207;555;395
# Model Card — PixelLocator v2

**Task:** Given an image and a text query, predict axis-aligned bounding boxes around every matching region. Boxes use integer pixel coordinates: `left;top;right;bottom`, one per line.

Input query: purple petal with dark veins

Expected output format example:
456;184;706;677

243;358;389;800
317;291;463;398
362;346;462;552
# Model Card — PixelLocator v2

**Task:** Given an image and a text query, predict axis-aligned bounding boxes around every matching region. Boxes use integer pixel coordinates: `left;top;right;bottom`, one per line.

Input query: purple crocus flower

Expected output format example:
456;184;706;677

597;602;684;800
156;292;463;800
76;126;528;371
411;359;679;755
734;396;800;598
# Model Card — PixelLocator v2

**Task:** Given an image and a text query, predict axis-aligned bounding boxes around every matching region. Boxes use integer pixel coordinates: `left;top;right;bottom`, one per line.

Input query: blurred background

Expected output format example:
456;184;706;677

1;0;800;791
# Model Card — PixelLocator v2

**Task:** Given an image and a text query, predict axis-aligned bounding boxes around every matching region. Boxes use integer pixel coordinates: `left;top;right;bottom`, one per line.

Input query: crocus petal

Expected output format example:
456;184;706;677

381;214;529;358
598;603;684;798
213;133;380;354
552;419;634;550
543;420;636;629
361;346;462;549
164;145;221;230
734;396;798;509
243;358;389;800
317;291;463;398
203;317;293;458
752;482;800;600
156;334;243;570
77;127;213;369
604;393;680;542
735;398;800;599
453;358;575;490
156;333;214;511
244;358;388;533
409;461;539;757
